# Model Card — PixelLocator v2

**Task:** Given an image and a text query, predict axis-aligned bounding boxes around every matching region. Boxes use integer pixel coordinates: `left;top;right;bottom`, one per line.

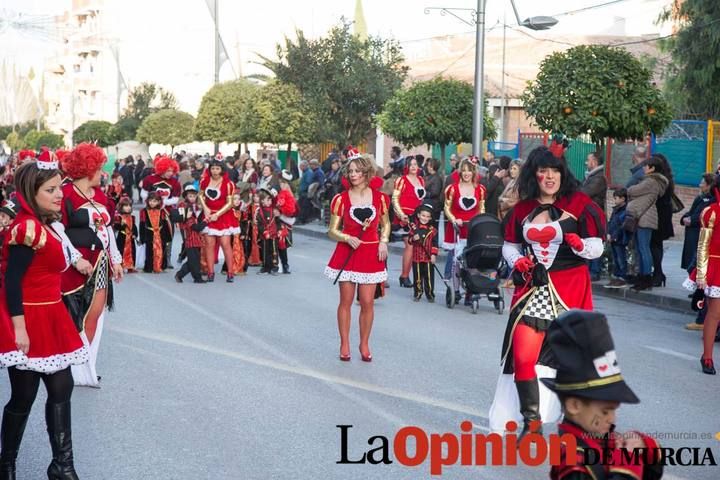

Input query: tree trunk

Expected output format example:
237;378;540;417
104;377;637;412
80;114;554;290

243;142;249;155
171;145;175;154
440;144;447;175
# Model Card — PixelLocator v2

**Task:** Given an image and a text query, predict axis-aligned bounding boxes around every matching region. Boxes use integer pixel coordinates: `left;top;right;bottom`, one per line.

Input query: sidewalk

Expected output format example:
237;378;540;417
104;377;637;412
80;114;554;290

294;221;692;314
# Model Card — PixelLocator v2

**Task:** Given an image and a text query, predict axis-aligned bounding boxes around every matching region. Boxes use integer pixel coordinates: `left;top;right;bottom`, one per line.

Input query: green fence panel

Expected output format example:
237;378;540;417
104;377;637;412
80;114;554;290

566;139;595;180
652;120;707;186
432;144;458;174
277;150;299;169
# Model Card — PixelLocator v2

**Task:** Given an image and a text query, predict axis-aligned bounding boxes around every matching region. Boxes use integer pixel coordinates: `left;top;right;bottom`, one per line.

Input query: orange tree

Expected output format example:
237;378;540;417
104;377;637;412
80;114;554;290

521;45;672;152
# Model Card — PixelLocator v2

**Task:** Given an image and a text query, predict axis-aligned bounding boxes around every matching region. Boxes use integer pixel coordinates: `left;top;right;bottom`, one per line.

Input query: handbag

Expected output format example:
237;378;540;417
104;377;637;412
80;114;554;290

622;215;639;233
671;192;685;214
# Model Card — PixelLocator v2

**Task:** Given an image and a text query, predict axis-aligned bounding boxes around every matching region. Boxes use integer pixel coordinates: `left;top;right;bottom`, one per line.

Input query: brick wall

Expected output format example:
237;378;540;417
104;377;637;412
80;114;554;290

604;185;699;241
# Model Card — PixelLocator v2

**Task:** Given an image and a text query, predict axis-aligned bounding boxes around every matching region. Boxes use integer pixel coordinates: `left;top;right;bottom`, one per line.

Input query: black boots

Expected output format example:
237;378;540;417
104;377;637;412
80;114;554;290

46;402;79;480
0;407;30;480
631;274;653;292
515;379;542;439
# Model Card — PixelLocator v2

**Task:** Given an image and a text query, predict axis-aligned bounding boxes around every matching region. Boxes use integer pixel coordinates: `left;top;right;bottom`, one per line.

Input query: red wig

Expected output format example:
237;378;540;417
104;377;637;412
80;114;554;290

55;149;70;162
18;150;36;162
154;155;179;175
63;143;107;179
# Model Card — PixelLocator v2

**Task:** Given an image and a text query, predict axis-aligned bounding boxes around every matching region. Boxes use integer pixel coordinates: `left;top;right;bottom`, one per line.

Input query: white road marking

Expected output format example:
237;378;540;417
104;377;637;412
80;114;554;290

109;323;489;421
642;345;697;361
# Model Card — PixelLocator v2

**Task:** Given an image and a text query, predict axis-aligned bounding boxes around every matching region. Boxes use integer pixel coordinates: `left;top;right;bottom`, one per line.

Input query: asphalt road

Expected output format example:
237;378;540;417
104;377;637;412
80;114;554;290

2;232;718;479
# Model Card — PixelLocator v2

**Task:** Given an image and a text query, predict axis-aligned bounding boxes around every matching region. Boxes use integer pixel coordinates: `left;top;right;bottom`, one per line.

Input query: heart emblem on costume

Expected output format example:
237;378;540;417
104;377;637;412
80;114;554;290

460;196;476;210
541;250;549;256
416;187;426;199
154;187;171;198
598;365;608;372
349;205;376;226
205;187;220;200
91;211;109;230
526;226;557;249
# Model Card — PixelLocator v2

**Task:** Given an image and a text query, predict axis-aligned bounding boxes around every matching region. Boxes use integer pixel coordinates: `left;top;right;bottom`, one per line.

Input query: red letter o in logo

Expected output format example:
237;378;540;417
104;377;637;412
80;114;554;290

394;427;429;466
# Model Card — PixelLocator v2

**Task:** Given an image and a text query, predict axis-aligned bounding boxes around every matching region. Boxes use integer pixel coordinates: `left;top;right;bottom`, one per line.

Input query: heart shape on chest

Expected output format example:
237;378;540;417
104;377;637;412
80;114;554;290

415;187;426;199
91;211;109;230
205;187;220;200
460;196;476;211
526;226;557;249
349;205;376;226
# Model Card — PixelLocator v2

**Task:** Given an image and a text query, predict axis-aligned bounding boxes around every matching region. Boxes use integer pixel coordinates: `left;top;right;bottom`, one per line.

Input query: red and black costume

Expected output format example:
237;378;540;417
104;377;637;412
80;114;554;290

392;174;426;229
255;202;279;274
141;159;181;208
443;181;486;249
276;188;297;273
408;217;438;301
230;206;246;275
174;193;206;283
543;311;663;480
324;181;391;284
1;204;88;371
240;202;259;271
139;197;172;273
489;191;605;433
114;203;138;272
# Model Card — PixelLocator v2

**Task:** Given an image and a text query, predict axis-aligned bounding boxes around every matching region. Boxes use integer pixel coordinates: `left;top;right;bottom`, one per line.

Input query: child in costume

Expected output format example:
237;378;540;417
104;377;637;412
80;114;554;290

228;193;246;276
408;203;438;302
245;191;262;269
0;198;18;237
255;188;279;275
139;191;172;273
174;183;206;283
276;172;298;274
545;310;664;480
114;196;138;273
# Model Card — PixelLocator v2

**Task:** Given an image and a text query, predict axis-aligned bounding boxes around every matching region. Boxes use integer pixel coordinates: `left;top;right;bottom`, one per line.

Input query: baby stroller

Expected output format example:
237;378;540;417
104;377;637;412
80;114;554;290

445;214;505;314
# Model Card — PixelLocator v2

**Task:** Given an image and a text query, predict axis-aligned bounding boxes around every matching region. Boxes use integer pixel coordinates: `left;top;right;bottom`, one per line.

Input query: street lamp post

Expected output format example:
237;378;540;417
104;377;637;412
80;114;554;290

426;1;558;158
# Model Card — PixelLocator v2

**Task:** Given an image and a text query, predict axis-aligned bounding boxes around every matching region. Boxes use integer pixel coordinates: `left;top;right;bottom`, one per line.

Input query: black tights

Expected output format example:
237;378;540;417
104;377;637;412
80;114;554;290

5;367;73;412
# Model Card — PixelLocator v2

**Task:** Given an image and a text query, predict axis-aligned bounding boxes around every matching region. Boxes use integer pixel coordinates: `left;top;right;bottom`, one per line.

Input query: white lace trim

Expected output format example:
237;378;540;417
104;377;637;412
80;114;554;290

324;267;387;284
0;350;27;368
14;346;89;374
203;226;240;236
683;278;720;298
572;237;604;260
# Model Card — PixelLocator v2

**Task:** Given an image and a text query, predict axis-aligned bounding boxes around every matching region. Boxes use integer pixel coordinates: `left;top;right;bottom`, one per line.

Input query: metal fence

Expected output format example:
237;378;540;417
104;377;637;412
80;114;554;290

651;120;707;186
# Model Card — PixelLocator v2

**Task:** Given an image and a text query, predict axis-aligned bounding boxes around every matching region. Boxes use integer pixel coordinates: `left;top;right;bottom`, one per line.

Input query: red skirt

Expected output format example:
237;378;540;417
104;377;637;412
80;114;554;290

0;295;25;368
510;264;593;310
204;210;239;236
325;242;387;284
1;299;88;373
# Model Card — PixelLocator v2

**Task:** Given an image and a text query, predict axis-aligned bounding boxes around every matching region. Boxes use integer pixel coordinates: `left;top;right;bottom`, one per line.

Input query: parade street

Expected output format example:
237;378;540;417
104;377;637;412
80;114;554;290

2;231;717;480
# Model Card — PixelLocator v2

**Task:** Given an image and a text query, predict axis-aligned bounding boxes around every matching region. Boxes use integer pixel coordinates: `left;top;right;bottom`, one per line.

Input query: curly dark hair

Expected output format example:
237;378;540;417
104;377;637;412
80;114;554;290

517;146;579;200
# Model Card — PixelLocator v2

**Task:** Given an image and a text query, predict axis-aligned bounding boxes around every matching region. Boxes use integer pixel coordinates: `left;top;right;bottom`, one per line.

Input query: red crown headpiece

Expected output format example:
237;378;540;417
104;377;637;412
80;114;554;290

346;146;362;160
18;150;36;162
37;149;59;170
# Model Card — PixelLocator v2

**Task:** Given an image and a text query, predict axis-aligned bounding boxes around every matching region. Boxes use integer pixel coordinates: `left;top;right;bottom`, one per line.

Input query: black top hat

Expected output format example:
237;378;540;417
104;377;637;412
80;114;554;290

413;203;434;217
182;182;198;197
540;310;639;404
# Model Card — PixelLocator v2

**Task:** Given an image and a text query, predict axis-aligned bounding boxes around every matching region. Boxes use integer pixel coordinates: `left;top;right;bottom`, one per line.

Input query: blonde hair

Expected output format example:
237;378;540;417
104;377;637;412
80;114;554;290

458;158;477;182
345;155;376;184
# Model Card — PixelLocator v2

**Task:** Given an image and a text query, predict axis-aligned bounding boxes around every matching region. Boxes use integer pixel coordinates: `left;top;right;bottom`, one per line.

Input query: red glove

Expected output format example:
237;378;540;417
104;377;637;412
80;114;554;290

514;256;534;273
564;233;584;251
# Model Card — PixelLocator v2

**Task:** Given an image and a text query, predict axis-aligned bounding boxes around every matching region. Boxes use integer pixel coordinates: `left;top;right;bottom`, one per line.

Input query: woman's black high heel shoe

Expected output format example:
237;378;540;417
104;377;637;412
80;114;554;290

652;273;666;288
701;357;716;375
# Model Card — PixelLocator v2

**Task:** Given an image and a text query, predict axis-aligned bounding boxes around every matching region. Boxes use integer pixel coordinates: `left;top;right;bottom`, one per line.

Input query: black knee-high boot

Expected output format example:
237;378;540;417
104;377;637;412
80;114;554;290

0;407;30;480
46;402;78;480
515;379;542;438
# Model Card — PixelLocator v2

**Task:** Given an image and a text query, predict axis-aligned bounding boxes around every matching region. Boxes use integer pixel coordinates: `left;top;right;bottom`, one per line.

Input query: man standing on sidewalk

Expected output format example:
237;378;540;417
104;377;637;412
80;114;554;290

626;145;647;188
582;151;607;281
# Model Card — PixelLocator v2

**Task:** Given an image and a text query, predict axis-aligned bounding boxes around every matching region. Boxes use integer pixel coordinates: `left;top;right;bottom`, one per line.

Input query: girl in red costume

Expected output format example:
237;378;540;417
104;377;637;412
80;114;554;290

0;159;88;478
392;156;426;288
140;155;181;207
489;146;605;437
199;158;236;282
684;174;720;375
324;150;390;362
60;144;123;388
443;158;486;286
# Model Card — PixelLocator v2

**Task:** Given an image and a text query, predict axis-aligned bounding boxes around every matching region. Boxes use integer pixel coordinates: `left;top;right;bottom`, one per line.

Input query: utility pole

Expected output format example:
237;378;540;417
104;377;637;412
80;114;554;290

471;0;486;157
500;10;507;143
213;0;220;85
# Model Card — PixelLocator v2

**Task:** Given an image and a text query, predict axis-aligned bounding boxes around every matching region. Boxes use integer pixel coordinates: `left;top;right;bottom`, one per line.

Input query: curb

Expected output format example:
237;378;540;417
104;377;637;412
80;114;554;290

591;284;691;315
295;225;689;314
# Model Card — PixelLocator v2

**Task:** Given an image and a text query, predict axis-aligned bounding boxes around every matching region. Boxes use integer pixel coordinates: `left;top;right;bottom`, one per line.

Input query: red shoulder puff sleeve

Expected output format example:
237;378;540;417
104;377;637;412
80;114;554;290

579;200;607;239
503;204;523;243
700;206;715;228
9;218;47;250
330;193;344;217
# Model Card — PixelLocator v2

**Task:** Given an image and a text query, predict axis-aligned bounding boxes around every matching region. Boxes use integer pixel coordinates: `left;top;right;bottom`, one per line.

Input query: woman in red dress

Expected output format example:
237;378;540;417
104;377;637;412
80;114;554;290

0;159;88;479
392;157;425;288
324;151;390;362
199;158;236;282
684;178;720;375
488;146;605;437
60;143;123;388
443;158;486;283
